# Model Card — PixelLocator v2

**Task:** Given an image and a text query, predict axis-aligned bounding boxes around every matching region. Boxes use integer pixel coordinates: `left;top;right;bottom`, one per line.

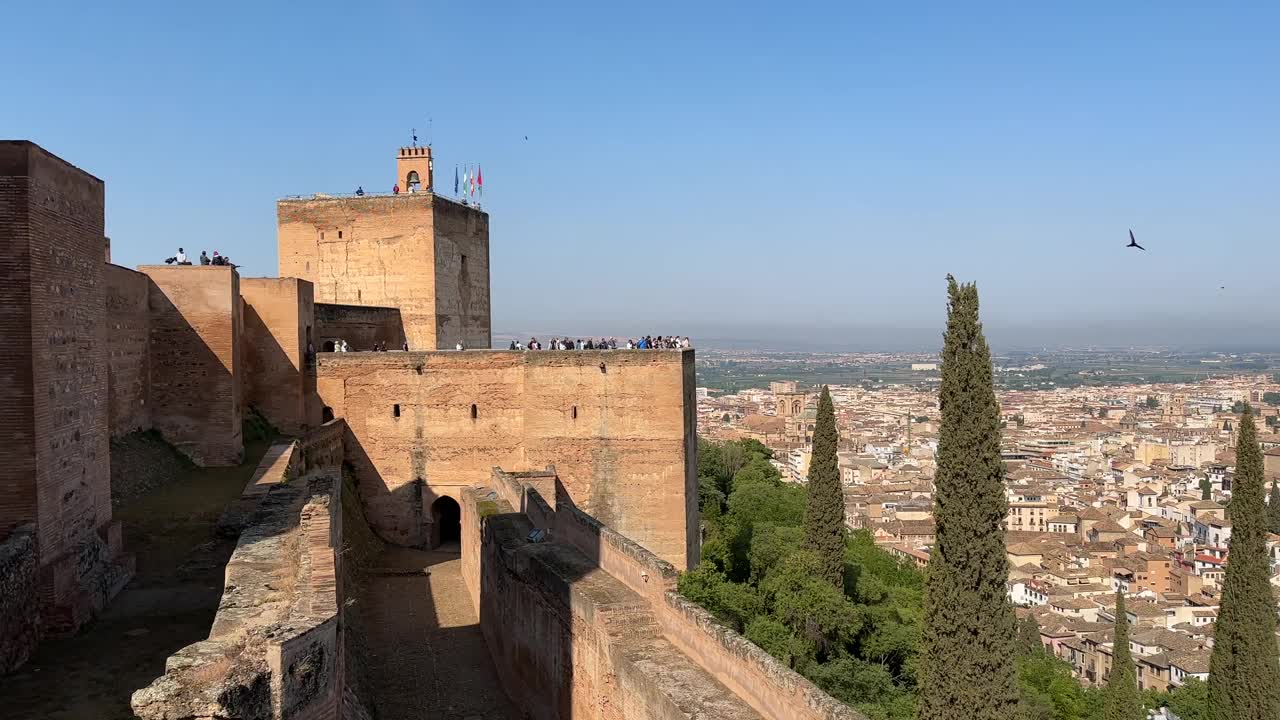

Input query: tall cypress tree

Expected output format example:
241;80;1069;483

1019;614;1043;656
803;385;845;588
1200;476;1213;501
1104;591;1141;720
918;277;1020;720
1208;407;1280;720
1267;479;1280;535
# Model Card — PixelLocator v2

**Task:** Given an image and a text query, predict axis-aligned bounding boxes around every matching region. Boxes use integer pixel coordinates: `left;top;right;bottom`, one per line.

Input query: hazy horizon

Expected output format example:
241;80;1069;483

6;3;1277;347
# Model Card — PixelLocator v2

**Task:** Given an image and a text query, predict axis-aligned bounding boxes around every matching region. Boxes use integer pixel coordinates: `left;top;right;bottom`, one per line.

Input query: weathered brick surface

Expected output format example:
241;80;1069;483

0;526;39;673
316;349;697;569
104;263;152;436
277;191;490;350
241;276;316;435
0;150;37;541
133;425;350;720
142;265;244;465
0;141;131;659
313;302;405;352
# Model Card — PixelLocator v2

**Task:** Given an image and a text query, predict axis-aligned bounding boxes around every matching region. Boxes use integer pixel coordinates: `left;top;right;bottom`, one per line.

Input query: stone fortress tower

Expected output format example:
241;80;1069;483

3;140;859;720
277;145;490;351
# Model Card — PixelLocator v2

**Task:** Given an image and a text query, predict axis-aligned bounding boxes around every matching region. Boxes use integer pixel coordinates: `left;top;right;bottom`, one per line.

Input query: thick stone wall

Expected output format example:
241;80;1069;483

143;265;243;465
0;141;131;644
317;349;696;569
277;193;489;350
430;197;491;350
464;477;864;720
104;263;152;436
241;277;316;435
313;302;405;352
133;422;352;720
0;143;40;541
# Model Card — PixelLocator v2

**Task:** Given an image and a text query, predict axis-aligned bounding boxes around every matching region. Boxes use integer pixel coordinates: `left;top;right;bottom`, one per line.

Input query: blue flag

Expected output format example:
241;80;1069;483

454;166;459;195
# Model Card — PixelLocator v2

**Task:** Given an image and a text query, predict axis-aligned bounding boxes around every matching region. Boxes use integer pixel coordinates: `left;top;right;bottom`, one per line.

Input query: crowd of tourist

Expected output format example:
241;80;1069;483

164;247;235;267
508;336;691;351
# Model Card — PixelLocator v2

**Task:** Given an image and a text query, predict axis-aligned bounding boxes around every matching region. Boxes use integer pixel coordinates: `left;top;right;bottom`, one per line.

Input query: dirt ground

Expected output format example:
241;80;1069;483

360;545;520;720
0;439;272;720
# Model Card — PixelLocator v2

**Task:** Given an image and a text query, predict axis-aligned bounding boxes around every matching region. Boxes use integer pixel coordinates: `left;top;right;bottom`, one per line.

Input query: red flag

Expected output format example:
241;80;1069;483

477;165;483;197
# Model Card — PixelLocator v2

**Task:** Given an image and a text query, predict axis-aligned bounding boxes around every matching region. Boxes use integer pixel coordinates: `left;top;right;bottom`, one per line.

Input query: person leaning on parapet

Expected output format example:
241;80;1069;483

199;250;210;265
176;247;190;265
356;186;365;197
401;341;409;351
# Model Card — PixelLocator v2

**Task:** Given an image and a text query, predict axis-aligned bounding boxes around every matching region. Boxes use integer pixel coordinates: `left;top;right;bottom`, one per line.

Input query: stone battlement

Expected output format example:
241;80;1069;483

463;472;866;720
132;422;355;720
315;347;698;569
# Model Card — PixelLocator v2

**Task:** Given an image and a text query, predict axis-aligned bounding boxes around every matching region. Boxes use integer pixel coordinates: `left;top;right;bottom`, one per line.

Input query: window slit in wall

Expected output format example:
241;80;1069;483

572;406;578;420
393;404;401;418
470;404;478;420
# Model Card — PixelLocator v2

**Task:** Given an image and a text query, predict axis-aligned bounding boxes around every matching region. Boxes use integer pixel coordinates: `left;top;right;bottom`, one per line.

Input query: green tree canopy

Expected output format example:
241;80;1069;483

1020;614;1044;656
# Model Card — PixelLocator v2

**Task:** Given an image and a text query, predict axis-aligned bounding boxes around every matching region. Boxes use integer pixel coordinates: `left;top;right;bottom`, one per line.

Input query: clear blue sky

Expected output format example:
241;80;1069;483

6;2;1277;349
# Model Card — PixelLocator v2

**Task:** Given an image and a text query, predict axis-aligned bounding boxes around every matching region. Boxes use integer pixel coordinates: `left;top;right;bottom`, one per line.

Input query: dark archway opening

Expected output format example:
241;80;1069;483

432;496;461;548
321;406;334;423
322;340;335;352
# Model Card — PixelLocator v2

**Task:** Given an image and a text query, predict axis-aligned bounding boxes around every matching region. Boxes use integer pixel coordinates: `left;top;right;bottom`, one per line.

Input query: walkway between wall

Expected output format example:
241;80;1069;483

359;546;519;720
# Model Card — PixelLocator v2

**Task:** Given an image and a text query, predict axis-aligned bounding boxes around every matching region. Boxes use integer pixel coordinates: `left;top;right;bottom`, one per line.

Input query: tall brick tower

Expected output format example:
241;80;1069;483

277;146;490;350
0;142;132;664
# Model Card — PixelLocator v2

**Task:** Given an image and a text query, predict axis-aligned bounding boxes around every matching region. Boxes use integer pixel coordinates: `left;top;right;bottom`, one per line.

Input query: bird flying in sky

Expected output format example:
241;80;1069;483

1127;229;1146;251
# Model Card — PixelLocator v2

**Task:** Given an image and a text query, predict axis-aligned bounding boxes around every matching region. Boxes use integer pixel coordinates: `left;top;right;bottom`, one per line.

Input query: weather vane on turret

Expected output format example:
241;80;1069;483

411;128;418;147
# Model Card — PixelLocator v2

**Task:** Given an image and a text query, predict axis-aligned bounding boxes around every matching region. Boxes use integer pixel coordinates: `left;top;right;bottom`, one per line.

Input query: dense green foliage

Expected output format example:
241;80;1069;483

1145;395;1160;409
1200;476;1212;501
918;277;1021;720
1233;400;1247;413
1269;480;1280;535
686;437;924;719
1103;593;1140;720
1207;408;1280;719
1019;615;1043;656
1263;391;1280;406
805;386;846;588
1163;678;1209;720
687;435;1216;720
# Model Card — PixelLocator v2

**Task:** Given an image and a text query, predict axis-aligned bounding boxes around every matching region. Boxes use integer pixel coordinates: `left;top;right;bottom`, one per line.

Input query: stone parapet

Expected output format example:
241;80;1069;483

317;349;697;568
132;422;352;720
464;475;867;720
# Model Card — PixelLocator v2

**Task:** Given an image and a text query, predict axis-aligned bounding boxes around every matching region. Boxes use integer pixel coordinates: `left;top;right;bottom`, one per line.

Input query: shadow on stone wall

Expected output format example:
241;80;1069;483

130;423;357;720
145;279;242;466
314;303;406;352
467;469;867;720
342;426;432;548
242;302;306;436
